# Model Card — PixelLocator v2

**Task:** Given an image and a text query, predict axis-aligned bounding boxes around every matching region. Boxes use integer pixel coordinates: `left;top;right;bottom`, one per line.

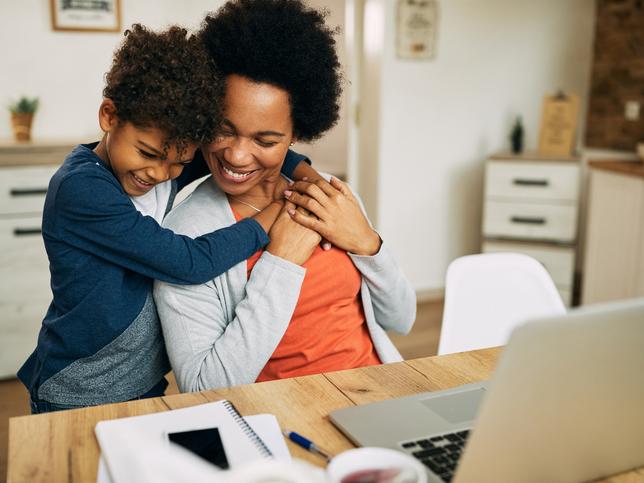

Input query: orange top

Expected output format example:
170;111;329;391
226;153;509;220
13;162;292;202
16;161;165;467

232;209;381;381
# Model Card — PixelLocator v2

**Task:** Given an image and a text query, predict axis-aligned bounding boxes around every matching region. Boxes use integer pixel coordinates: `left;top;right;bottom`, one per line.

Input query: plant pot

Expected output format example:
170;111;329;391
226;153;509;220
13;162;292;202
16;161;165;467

11;112;34;142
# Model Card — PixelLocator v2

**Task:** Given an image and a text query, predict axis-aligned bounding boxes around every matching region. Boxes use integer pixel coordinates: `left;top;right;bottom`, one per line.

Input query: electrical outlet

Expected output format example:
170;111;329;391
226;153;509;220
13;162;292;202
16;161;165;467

625;101;640;121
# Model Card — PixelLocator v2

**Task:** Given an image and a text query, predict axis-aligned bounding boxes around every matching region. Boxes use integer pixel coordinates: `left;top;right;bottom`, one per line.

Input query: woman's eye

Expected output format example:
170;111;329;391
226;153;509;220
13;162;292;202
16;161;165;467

256;139;277;148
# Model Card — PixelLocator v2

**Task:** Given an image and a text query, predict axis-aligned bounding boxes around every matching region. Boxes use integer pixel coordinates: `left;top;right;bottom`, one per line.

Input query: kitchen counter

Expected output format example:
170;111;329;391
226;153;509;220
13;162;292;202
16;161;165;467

0;139;82;167
588;160;644;179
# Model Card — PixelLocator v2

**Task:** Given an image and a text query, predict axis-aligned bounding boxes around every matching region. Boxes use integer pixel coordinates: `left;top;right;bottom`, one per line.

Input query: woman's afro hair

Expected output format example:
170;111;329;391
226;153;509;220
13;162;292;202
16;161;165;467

199;0;342;142
103;24;224;155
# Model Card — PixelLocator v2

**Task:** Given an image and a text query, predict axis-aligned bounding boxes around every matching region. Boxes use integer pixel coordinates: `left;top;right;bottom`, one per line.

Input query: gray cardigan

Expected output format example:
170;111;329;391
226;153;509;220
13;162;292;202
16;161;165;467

153;176;416;393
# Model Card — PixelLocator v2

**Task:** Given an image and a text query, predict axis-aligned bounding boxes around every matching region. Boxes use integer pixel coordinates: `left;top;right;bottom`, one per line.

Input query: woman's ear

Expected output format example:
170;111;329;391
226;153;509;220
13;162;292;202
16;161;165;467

98;99;119;133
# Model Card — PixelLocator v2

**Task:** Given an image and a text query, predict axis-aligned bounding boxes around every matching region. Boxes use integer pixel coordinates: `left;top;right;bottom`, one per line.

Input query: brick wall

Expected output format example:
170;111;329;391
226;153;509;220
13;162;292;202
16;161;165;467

585;0;644;150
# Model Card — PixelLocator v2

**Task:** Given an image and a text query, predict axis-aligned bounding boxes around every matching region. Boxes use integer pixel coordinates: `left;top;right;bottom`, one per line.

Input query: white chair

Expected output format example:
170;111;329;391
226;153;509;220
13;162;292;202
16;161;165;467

437;252;566;355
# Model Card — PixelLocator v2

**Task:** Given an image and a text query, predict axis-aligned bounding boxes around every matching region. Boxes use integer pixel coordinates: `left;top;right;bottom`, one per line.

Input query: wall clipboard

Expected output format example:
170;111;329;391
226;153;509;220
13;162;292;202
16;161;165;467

538;92;579;156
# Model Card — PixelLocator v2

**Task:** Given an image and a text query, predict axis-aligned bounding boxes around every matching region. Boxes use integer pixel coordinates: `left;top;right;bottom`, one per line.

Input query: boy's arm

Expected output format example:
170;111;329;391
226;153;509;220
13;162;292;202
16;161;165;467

54;170;268;285
290;159;326;183
280;149;326;182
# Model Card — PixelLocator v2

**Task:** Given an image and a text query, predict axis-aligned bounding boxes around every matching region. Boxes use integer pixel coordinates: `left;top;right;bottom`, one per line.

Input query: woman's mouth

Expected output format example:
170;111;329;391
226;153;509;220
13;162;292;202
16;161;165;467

219;161;258;184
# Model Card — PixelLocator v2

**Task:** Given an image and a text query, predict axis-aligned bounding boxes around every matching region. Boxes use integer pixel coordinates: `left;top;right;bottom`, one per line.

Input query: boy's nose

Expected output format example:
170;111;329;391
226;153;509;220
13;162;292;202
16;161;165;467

147;164;171;183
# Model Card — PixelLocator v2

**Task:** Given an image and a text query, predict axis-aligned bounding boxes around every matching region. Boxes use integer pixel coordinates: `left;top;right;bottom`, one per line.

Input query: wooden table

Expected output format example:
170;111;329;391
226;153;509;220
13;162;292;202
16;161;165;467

7;348;643;482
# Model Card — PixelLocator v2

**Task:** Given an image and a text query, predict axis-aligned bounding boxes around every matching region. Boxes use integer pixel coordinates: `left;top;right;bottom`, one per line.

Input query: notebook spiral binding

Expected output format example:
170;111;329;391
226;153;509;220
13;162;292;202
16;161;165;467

222;400;274;458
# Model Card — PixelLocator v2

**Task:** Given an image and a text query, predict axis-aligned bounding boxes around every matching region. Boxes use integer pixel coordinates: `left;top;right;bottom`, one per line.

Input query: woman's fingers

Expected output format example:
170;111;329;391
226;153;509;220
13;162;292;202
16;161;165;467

320;237;332;251
287;179;335;202
289;206;322;230
329;176;353;198
284;190;326;218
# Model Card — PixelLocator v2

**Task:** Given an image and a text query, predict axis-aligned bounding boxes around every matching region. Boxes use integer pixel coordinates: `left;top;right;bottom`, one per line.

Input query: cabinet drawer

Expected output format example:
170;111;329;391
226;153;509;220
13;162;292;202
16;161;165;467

483;200;577;242
486;161;579;202
0;165;58;215
0;215;50;378
482;241;575;288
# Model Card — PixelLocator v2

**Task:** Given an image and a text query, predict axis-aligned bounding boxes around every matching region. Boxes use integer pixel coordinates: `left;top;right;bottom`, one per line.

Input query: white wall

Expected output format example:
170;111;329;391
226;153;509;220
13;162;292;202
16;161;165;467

0;0;348;174
1;0;598;294
0;0;226;141
363;0;596;291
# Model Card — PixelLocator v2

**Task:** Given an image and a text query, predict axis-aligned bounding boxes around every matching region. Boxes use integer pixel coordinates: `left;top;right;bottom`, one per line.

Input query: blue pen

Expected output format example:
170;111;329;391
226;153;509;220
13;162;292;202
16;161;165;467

282;429;331;461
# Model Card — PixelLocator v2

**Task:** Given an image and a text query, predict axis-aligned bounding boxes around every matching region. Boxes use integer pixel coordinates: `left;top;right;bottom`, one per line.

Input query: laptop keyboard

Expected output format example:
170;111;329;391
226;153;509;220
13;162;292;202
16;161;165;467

400;429;470;482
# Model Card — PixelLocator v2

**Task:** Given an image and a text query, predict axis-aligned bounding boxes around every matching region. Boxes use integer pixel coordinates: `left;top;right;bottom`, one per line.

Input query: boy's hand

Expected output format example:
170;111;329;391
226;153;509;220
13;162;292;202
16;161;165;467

252;200;284;234
291;160;325;184
272;176;290;201
284;177;381;256
266;201;321;265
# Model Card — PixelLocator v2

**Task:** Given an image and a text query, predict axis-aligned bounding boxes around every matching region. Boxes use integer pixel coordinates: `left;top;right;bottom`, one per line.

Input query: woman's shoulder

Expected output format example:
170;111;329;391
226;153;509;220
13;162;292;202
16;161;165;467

162;176;234;238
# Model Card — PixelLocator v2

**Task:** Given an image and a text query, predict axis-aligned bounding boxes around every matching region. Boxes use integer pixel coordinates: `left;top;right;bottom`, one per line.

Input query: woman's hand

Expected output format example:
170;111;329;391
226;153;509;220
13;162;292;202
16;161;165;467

284;177;381;256
266;201;321;265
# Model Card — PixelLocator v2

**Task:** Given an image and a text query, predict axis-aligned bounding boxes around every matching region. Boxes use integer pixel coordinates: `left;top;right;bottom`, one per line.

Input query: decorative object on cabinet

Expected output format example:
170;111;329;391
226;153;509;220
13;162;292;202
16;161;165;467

509;116;524;154
481;152;581;306
0;140;76;378
9;97;39;142
396;0;439;60
538;92;579;157
50;0;121;33
582;161;644;305
637;141;644;161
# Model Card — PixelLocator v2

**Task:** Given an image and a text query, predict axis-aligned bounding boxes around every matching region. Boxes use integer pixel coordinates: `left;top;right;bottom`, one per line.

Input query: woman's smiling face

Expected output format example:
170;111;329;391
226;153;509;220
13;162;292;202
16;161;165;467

204;74;295;196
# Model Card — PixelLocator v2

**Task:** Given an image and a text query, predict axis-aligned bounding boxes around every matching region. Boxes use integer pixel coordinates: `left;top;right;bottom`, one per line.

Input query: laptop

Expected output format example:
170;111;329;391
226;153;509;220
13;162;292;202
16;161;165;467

329;298;644;483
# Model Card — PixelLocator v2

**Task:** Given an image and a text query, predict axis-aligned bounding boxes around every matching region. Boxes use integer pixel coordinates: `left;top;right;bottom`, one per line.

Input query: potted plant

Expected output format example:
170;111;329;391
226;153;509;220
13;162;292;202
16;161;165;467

9;96;39;142
509;116;524;154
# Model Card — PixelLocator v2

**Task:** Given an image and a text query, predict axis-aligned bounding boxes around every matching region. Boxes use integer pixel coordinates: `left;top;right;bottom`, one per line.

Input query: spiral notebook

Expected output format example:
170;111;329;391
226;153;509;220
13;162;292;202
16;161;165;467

95;400;287;483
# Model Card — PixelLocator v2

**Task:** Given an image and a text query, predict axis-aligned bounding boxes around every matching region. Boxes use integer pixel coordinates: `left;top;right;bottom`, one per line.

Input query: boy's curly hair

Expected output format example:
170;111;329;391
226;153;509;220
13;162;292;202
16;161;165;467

199;0;342;142
103;24;223;155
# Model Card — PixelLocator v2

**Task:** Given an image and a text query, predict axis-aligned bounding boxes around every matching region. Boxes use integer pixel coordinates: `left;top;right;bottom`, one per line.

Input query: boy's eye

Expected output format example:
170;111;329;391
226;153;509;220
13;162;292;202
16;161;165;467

138;149;157;159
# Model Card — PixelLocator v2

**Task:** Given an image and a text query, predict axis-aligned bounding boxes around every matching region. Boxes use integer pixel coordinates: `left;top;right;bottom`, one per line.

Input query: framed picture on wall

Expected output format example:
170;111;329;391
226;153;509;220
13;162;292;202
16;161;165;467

50;0;121;33
397;0;439;60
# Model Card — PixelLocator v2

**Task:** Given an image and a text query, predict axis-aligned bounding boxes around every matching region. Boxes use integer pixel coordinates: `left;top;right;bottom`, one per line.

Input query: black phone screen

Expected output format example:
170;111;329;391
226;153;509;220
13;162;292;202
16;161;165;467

167;427;229;469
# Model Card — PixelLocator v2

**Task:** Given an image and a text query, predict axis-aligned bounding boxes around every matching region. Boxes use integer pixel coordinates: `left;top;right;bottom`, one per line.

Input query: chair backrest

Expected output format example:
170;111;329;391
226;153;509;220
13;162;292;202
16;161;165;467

438;252;566;355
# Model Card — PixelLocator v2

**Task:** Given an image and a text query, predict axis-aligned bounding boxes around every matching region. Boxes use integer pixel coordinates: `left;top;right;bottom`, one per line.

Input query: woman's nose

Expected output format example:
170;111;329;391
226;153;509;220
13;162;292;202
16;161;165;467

224;137;252;165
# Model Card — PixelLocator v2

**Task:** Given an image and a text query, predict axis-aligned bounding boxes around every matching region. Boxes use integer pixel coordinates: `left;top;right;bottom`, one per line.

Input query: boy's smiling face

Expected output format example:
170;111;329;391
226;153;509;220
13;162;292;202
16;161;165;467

95;99;196;197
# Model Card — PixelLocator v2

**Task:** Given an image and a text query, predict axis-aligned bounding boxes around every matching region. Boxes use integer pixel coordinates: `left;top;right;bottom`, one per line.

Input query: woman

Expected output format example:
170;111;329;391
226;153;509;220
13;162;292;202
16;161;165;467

153;0;416;392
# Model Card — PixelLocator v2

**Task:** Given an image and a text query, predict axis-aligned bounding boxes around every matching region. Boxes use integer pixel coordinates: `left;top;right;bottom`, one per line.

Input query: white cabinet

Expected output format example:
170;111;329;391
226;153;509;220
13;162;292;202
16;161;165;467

0;141;68;378
582;162;644;304
481;154;581;306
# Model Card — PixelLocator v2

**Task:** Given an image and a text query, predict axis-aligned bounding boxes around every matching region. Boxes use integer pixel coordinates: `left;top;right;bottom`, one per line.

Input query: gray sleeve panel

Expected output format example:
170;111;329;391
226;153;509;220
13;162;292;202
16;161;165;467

38;294;170;406
154;251;305;393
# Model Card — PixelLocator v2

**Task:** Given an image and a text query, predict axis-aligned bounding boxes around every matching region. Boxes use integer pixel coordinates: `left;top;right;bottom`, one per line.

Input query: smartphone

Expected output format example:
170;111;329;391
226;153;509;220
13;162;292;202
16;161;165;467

167;427;229;469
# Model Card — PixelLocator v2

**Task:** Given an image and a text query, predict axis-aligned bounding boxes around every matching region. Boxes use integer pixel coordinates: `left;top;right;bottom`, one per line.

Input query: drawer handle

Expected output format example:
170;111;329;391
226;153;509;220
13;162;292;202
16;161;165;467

510;216;546;225
13;228;42;236
10;188;48;197
512;178;549;187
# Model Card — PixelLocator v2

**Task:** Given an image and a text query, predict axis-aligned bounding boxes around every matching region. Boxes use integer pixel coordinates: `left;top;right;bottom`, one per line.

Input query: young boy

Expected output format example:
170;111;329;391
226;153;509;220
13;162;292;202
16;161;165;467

18;24;314;413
